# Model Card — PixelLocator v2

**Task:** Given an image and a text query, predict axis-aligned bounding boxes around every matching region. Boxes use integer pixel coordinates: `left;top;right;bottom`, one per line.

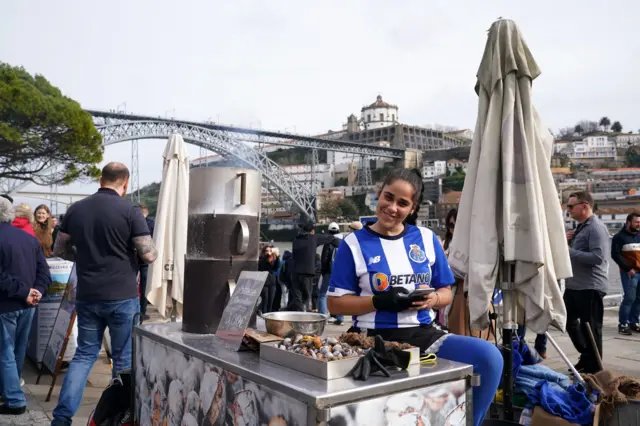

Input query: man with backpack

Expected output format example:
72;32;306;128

318;223;343;324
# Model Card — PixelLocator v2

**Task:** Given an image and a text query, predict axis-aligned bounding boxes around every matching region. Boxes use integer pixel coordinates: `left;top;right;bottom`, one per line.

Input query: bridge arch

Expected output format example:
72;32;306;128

98;120;316;219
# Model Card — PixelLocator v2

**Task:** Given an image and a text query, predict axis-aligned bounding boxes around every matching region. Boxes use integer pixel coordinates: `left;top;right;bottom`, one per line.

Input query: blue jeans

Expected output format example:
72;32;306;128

517;325;548;354
318;273;343;322
619;271;640;325
51;298;139;425
438;335;503;426
0;308;35;408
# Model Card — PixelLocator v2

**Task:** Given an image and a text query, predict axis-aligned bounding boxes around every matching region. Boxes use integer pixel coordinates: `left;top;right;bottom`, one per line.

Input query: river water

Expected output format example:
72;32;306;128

271;241;622;295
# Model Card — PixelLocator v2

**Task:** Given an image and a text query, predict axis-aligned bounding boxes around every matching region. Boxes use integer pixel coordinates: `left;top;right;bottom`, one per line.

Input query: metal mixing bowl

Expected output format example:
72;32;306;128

260;311;329;338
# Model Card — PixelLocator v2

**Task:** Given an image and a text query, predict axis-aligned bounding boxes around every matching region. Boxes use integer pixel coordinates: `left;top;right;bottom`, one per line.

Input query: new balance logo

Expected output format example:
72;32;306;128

368;256;381;265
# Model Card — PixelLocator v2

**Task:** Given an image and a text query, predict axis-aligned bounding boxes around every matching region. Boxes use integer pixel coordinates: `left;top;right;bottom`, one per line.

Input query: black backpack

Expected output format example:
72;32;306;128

88;370;133;426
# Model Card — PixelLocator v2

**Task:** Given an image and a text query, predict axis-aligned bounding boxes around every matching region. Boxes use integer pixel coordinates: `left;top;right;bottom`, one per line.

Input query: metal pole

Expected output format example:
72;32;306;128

500;262;517;421
545;332;586;384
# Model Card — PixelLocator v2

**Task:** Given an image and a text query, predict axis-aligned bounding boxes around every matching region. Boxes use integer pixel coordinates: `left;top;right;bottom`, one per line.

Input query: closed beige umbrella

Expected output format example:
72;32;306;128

448;19;572;335
146;134;190;319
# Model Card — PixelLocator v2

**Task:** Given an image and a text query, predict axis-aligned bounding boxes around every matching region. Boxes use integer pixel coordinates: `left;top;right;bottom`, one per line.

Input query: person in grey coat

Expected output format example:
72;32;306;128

564;191;609;374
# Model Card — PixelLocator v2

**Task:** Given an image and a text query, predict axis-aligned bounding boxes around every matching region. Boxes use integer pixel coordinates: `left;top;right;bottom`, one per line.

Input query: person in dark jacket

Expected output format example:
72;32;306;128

258;245;279;313
0;196;52;415
279;250;294;308
288;222;336;311
611;212;640;335
318;222;343;324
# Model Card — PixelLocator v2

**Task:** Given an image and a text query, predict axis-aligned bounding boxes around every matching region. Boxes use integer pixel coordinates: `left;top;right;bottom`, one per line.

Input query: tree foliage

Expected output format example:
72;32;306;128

0;63;103;185
442;171;466;192
611;121;623;133
559;117;628;137
339;198;359;219
626;145;640;167
599;116;611;131
553;153;570;167
317;197;361;221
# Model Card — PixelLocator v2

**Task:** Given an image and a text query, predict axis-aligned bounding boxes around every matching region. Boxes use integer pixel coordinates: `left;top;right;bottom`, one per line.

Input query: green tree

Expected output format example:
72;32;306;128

442;171;466;192
338;198;359;220
626;145;640;167
576;120;599;134
611;121;623;133
334;177;347;186
317;198;340;221
573;124;584;135
0;63;103;185
599;116;611;131
556;154;570;167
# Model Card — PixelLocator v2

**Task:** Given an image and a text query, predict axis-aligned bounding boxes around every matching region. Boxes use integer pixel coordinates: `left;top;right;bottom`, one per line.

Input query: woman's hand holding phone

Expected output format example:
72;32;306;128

409;287;438;310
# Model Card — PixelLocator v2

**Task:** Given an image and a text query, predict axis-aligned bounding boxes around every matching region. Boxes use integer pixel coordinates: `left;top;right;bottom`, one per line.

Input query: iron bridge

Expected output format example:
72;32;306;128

88;110;406;158
87;111;410;220
3;111;407;220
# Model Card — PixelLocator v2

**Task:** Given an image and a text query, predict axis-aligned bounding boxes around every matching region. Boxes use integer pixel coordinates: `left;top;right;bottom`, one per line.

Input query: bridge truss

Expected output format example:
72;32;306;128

96;119;331;218
3;110;408;219
87;110;406;158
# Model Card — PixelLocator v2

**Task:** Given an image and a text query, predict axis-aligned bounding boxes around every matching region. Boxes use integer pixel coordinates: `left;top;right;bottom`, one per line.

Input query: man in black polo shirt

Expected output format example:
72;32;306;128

50;162;158;425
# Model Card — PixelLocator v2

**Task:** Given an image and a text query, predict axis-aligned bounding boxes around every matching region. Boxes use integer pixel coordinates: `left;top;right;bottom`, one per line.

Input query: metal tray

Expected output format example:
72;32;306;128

260;342;420;380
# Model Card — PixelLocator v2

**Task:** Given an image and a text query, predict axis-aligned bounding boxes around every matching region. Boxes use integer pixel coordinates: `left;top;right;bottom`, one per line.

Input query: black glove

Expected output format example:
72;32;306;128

348;336;412;381
349;336;391;380
372;287;413;312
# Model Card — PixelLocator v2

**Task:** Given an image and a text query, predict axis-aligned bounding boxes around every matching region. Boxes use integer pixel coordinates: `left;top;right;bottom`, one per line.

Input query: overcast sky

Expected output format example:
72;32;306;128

2;0;639;209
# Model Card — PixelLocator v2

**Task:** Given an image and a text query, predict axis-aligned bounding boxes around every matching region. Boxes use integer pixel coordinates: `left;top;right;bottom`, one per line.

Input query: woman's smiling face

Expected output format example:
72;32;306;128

375;179;416;233
35;208;49;224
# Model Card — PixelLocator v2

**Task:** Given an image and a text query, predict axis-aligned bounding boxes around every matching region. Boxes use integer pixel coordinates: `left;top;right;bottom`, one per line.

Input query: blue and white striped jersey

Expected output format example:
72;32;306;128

328;224;455;329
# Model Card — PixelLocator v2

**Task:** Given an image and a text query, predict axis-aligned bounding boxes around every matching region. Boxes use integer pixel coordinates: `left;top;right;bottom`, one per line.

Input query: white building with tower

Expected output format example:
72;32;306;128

361;95;399;130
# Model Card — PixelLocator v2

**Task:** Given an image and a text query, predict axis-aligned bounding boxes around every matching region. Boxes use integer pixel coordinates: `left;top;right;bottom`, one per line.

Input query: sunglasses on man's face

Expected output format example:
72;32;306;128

566;202;586;210
448;222;455;228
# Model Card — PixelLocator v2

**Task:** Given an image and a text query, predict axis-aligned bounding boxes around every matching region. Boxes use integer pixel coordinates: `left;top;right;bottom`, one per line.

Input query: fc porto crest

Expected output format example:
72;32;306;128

408;244;427;263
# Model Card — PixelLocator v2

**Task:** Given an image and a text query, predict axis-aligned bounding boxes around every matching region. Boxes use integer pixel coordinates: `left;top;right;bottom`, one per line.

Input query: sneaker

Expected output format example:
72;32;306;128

20;378;24;387
619;324;633;335
630;323;640;333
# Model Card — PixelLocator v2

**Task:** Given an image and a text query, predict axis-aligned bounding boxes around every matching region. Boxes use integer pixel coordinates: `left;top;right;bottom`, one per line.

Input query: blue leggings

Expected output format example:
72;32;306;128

438;335;503;426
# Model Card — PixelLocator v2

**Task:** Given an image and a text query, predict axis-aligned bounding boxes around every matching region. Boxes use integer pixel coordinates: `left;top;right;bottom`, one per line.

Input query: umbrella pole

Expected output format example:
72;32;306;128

500;262;517;422
169;279;177;323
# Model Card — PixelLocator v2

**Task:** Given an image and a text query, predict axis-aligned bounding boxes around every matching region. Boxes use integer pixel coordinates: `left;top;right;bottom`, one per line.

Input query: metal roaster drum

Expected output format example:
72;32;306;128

182;167;261;334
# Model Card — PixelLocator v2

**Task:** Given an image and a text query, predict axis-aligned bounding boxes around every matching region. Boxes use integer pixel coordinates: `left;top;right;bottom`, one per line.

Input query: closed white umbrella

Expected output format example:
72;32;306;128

146;134;189;319
448;19;572;336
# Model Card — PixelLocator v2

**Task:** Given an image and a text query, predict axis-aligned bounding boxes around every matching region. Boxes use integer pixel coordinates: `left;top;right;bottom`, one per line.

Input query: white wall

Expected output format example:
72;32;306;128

361;106;398;130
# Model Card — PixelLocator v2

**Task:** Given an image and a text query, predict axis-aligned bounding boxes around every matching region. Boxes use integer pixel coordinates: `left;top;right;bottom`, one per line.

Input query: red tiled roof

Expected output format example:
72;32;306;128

439;191;462;204
595;207;640;215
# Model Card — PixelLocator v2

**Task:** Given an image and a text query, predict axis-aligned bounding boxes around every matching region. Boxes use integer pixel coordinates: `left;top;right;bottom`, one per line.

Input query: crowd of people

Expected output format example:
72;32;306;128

0;162;158;424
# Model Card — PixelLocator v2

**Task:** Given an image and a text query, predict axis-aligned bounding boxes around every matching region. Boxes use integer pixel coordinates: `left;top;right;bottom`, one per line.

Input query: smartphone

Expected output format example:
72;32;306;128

407;287;435;302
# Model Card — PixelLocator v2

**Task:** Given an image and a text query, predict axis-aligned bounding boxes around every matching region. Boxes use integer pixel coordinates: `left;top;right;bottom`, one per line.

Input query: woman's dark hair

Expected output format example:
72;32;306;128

443;208;458;251
380;168;424;226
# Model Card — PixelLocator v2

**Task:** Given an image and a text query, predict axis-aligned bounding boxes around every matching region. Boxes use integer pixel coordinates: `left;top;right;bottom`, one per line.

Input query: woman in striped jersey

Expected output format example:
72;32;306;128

328;168;502;426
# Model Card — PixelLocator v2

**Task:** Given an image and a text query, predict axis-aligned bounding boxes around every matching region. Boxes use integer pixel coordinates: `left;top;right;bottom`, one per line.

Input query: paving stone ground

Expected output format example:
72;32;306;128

8;306;638;425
